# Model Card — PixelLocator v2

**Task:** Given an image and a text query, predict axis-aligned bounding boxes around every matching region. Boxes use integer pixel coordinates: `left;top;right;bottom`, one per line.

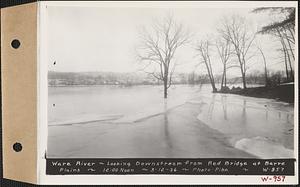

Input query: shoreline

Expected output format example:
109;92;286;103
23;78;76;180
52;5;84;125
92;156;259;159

49;83;294;104
216;83;294;104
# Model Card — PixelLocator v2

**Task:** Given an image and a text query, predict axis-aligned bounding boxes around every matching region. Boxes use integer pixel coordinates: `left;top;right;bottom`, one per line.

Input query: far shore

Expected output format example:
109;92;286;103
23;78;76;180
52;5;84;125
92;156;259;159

48;82;295;104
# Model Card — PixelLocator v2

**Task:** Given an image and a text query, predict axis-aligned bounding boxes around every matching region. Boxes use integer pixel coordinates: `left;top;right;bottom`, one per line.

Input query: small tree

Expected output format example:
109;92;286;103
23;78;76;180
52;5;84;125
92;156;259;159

218;15;256;89
215;37;232;90
136;15;190;98
196;40;217;92
256;44;269;87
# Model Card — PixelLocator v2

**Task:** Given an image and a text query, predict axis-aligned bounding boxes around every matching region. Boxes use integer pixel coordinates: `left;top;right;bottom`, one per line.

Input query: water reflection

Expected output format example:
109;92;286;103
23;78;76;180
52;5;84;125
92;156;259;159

265;106;268;120
163;100;172;156
208;94;216;120
221;95;228;120
242;99;247;123
197;94;294;152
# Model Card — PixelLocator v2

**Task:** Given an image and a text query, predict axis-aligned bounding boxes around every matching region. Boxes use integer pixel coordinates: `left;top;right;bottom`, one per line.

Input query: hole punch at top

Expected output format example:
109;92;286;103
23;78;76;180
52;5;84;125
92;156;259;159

11;39;21;49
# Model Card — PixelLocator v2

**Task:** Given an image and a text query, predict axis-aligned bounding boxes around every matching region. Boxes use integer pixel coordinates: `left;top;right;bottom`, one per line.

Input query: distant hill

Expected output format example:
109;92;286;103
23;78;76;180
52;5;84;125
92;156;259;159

48;71;154;86
48;71;267;86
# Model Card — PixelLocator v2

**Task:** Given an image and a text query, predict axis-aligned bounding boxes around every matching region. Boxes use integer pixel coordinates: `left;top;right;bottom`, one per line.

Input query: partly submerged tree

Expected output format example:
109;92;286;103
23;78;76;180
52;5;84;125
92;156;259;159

136;15;190;98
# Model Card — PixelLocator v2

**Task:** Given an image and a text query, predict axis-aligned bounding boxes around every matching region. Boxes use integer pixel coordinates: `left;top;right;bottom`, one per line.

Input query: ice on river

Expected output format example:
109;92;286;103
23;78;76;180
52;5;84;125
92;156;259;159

194;93;294;158
235;136;294;158
48;85;201;125
48;84;294;158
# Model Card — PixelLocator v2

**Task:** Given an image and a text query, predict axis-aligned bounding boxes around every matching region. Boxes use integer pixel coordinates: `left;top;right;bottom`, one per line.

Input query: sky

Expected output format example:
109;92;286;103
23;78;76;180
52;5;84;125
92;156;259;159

45;2;296;76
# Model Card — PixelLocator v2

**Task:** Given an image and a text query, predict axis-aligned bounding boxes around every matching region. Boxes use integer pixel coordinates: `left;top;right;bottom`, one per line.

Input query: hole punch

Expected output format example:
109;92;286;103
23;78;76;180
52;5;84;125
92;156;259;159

53;103;56;107
53;61;56;65
13;142;22;152
11;39;21;49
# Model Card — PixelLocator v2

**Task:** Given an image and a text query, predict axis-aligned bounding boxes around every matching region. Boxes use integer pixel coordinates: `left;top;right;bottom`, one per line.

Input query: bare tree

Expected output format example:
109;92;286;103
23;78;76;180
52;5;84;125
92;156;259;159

215;37;233;90
218;15;256;89
256;45;268;87
252;7;295;39
196;40;217;92
252;7;295;82
282;27;295;60
136;15;190;98
276;29;294;81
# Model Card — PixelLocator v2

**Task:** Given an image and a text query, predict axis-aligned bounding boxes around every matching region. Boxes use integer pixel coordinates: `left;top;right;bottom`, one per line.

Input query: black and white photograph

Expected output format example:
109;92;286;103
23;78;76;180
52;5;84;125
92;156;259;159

45;2;296;161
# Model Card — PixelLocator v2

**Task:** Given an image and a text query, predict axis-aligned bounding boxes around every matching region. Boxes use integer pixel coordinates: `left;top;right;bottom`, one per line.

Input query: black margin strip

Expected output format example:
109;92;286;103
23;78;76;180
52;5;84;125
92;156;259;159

1;0;37;9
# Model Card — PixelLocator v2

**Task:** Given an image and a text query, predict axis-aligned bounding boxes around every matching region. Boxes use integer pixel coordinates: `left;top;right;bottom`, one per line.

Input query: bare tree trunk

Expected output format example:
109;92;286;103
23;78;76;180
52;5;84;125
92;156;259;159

278;29;293;81
242;72;247;89
221;64;227;90
286;38;295;81
215;37;231;90
236;53;247;89
164;79;168;98
282;44;289;81
282;40;293;81
286;45;294;81
221;69;225;88
224;68;227;87
211;80;217;92
196;40;217;92
163;68;168;98
239;58;247;89
263;63;268;86
283;36;294;80
285;34;295;60
257;47;268;87
204;63;217;92
287;27;295;44
208;57;217;92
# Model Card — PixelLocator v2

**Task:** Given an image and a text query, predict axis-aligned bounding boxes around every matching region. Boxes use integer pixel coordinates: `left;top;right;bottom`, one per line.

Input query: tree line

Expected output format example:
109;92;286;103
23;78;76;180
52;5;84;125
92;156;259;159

136;8;295;98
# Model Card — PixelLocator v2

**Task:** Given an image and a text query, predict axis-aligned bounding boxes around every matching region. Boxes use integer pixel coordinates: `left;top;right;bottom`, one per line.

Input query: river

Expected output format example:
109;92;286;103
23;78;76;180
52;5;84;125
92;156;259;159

48;84;294;158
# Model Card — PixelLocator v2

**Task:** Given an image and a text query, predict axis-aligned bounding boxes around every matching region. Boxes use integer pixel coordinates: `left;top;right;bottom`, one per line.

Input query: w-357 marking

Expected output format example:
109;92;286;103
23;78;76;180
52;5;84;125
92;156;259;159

261;176;286;182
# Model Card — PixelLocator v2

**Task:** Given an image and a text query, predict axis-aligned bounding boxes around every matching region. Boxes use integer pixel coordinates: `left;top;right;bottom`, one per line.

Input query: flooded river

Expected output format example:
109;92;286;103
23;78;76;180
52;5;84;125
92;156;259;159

48;84;294;158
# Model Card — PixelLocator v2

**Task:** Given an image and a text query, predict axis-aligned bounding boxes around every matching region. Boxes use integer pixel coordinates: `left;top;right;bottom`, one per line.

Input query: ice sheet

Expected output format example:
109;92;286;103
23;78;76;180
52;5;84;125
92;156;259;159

235;136;294;158
48;85;201;124
195;93;294;158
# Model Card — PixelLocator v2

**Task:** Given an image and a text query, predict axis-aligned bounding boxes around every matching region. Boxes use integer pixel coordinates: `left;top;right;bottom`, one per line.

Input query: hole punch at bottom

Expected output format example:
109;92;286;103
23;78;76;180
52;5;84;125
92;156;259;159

13;142;22;152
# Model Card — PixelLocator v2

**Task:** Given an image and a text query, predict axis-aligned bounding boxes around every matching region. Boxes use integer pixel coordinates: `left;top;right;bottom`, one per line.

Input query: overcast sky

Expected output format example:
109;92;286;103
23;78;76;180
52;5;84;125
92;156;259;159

45;2;295;76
